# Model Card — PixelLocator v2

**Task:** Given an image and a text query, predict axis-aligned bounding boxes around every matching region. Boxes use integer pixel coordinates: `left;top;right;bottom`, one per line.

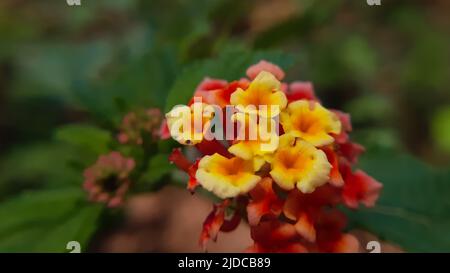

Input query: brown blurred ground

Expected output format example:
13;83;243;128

91;186;402;253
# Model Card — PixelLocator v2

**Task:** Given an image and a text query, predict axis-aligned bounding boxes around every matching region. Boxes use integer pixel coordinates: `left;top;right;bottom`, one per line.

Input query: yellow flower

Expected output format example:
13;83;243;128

270;134;331;193
165;102;212;145
230;71;287;117
195;153;261;199
228;140;275;171
281;100;341;147
228;114;279;171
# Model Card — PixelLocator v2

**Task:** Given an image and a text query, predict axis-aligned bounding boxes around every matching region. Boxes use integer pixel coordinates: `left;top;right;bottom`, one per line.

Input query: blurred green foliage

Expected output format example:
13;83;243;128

348;149;450;252
0;188;102;252
432;106;450;154
0;0;449;252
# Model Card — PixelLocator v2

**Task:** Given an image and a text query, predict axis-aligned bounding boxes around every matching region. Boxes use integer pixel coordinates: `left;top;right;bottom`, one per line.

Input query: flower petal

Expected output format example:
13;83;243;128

230;71;287;117
270;137;331;193
246;60;285;81
247;178;283;226
294;212;316;242
322;147;344;187
196;154;261;199
342;166;383;209
285;81;317;102
199;201;228;250
281;100;341;147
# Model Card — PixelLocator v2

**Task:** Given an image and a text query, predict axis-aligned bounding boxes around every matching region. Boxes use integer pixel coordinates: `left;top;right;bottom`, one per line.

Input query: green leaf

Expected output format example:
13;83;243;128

346;150;450;252
345;95;393;124
0;143;82;198
164;49;296;112
338;35;377;83
32;205;103;253
137;154;174;190
351;128;400;151
0;188;83;233
54;124;112;155
13;41;114;105
431;106;450;153
0;188;103;252
73;44;177;125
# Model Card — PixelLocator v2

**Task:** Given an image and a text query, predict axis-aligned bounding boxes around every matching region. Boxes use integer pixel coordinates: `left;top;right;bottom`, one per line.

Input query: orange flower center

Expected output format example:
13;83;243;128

276;149;313;171
214;158;245;177
293;115;322;134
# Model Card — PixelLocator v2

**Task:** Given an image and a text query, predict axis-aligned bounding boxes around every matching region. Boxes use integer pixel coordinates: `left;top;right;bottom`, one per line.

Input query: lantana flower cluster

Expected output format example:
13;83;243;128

165;60;382;252
83;108;163;207
83;151;135;208
118;108;163;145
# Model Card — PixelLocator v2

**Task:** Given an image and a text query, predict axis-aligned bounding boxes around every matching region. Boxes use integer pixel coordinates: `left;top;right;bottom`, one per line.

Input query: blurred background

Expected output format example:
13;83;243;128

0;0;449;252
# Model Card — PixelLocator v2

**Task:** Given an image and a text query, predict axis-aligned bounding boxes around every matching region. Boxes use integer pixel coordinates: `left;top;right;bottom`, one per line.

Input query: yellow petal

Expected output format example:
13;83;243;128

228;141;255;160
195;154;261;199
281;100;341;147
230;71;287;117
270;138;331;193
165;102;211;145
228;113;279;171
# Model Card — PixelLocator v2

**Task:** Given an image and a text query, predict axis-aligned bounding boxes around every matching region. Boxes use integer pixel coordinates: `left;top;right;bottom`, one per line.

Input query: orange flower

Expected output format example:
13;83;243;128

340;161;383;208
270;134;331;193
246;219;308;253
199;200;241;250
230;71;287;117
246;60;285;81
314;210;360;253
283;186;340;242
283;81;318;102
281;100;341;147
247;178;283;226
228;114;279;171
195;153;261;198
193;78;249;107
168;148;200;192
322;146;344;187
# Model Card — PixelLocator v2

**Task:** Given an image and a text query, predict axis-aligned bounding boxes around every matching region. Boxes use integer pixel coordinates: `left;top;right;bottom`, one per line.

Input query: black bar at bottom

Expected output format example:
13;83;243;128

0;253;447;272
